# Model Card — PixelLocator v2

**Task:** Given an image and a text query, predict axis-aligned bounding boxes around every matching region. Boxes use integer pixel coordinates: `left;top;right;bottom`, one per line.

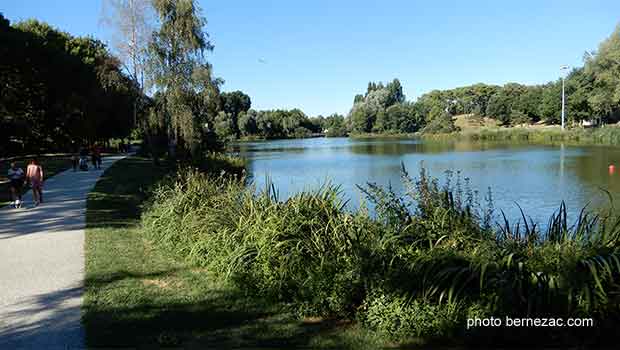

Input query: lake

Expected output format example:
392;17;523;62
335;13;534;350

230;137;620;227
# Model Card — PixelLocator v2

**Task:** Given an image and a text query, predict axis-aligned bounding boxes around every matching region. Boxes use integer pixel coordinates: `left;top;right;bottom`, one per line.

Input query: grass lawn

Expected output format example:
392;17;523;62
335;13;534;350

83;156;390;349
0;155;73;206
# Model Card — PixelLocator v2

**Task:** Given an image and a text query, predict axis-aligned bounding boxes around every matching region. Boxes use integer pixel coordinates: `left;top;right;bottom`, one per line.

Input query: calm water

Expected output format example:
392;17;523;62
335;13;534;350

231;137;620;226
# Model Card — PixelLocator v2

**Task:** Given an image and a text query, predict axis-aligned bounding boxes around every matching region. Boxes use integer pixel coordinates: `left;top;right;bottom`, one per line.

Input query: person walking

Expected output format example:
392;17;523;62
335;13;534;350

71;152;79;172
93;144;102;170
79;146;89;171
7;162;25;208
26;158;44;206
91;145;97;170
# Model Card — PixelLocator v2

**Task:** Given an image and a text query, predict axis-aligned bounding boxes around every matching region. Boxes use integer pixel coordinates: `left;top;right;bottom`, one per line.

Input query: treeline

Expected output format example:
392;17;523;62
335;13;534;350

0;14;137;156
211;89;347;140
214;96;347;140
348;25;620;135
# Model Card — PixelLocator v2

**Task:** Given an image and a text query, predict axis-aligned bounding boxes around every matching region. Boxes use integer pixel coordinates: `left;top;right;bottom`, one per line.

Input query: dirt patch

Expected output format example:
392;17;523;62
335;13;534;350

454;114;500;130
143;278;183;289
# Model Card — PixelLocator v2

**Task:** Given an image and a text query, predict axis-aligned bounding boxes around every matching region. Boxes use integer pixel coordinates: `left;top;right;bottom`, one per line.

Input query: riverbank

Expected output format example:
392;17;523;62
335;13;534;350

422;125;620;146
349;125;620;148
141;159;620;347
83;155;386;349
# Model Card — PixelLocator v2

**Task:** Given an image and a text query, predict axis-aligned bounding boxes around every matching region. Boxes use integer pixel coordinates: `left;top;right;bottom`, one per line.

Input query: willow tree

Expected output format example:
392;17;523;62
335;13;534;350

148;0;215;158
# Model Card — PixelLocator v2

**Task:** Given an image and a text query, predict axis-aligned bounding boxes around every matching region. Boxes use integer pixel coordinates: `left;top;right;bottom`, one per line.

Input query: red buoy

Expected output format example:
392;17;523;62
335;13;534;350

609;165;615;174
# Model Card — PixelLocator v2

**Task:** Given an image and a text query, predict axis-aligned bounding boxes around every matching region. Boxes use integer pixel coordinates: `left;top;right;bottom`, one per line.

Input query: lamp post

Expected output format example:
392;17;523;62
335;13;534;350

560;65;570;130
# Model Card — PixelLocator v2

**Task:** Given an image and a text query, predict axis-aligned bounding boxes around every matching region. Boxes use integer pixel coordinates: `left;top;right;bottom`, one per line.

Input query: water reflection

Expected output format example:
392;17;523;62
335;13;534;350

230;138;620;227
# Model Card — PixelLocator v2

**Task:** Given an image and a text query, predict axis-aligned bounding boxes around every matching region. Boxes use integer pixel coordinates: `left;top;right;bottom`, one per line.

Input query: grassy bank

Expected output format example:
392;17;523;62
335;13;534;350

84;155;386;349
423;126;620;147
349;132;417;140
0;155;73;206
142;164;620;347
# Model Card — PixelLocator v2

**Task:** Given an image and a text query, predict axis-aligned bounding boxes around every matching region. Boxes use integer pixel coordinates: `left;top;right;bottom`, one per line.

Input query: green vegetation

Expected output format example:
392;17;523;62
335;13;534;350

84;156;388;349
0;15;136;156
0;155;72;206
343;25;620;137
142;165;620;347
423;125;620;146
235;109;325;140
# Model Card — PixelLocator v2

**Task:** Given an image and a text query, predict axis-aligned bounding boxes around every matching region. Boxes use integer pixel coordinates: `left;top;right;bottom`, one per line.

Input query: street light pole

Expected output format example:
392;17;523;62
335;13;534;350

560;65;569;130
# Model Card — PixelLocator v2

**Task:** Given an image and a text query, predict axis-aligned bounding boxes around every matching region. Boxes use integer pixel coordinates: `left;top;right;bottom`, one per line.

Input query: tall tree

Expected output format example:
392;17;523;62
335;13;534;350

101;0;154;90
148;0;215;157
585;25;620;121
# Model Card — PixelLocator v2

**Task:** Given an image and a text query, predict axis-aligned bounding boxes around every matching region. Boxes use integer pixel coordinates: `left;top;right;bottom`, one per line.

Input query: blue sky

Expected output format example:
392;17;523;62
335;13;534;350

3;0;620;116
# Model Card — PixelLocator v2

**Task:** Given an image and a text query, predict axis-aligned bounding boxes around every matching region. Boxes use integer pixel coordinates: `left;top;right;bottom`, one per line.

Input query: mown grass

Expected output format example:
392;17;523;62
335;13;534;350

0;155;73;206
84;155;391;349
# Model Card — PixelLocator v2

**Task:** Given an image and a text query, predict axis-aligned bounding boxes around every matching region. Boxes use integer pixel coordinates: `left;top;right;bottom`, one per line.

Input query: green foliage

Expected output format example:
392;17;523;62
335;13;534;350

349;23;620;134
510;109;532;126
361;292;464;340
148;0;217;157
237;108;321;140
585;25;620;119
422;110;457;134
485;83;527;125
427;126;620;146
214;111;236;141
322;113;348;137
539;81;562;124
237;110;259;137
220;90;251;138
0;17;137;155
142;161;620;345
349;79;421;134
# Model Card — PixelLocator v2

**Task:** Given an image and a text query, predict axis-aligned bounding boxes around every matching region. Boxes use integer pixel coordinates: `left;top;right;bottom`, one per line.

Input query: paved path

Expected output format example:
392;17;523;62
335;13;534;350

0;155;125;349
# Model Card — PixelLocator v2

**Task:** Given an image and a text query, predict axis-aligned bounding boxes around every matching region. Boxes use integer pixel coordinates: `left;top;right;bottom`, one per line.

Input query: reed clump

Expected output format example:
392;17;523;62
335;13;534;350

423;126;620;147
142;159;620;346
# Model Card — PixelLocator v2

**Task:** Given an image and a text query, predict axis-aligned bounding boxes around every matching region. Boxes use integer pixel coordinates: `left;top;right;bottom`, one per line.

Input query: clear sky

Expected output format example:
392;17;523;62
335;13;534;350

3;0;620;116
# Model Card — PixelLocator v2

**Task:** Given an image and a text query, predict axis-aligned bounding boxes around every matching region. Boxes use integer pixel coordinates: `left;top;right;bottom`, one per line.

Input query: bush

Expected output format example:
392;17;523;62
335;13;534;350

421;112;458;134
360;292;463;340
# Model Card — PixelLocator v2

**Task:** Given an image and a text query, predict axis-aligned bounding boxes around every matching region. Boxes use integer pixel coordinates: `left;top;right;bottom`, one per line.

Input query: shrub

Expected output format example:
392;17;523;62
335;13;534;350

360;291;463;340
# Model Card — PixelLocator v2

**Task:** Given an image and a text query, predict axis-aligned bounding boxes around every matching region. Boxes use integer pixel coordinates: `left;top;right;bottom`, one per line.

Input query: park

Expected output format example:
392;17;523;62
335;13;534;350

2;1;620;349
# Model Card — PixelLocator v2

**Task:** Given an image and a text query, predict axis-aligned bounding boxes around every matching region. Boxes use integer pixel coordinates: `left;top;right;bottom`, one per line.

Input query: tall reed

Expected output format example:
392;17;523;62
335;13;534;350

141;158;620;344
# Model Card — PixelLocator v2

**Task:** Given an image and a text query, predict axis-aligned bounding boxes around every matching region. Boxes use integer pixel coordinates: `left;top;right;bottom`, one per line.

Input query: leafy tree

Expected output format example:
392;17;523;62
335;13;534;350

148;0;215;158
237;110;258;137
1;16;137;155
348;79;401;133
585;25;620;121
566;67;595;123
323;113;347;137
539;81;562;124
214;111;235;141
422;108;456;134
386;78;405;106
510;110;532;126
350;103;376;133
514;85;543;122
485;83;526;125
220;90;251;138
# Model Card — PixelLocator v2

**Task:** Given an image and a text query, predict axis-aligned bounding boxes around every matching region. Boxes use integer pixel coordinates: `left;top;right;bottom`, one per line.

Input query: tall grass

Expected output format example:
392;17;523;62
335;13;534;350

141;160;620;345
423;126;620;146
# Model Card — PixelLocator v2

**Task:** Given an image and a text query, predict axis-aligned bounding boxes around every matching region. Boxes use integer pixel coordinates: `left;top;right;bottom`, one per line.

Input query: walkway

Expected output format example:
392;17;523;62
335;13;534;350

0;155;125;349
